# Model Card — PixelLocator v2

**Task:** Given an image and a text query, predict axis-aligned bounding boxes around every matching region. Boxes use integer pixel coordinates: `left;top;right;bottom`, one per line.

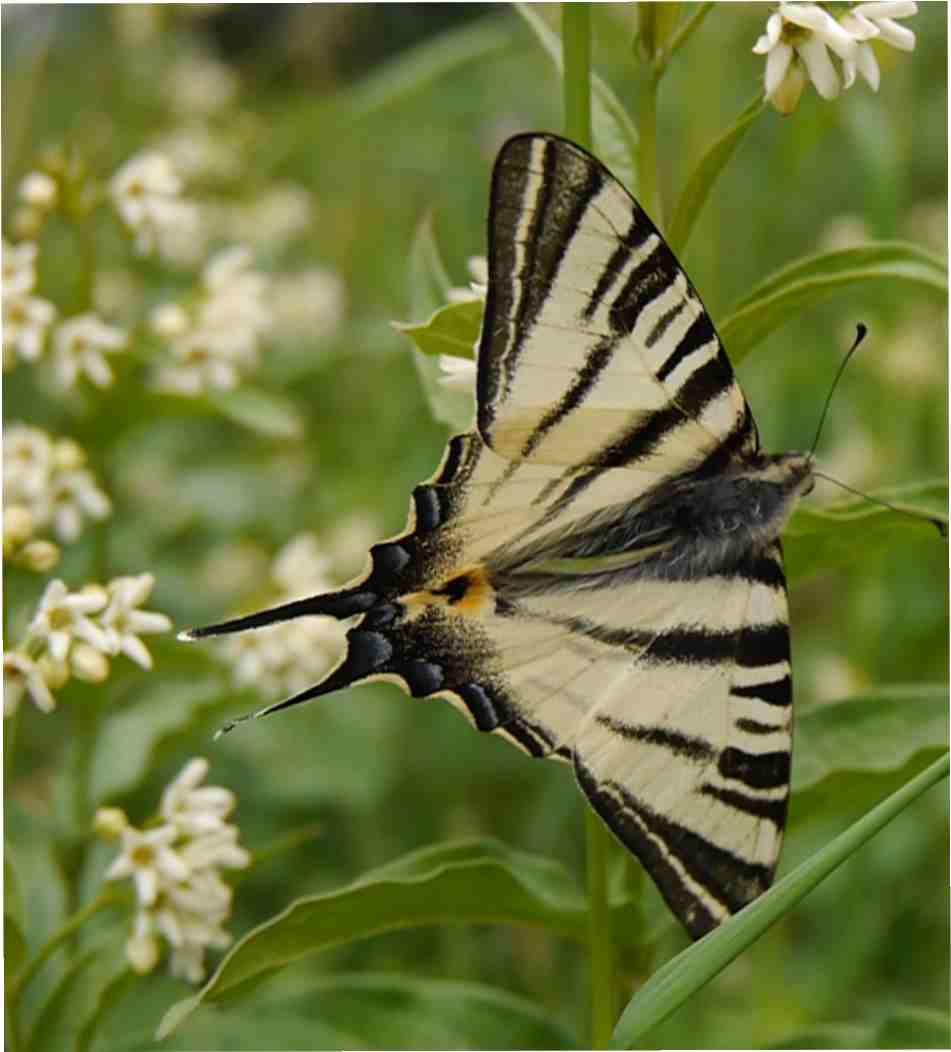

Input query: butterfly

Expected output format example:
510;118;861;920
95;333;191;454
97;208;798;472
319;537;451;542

184;134;816;939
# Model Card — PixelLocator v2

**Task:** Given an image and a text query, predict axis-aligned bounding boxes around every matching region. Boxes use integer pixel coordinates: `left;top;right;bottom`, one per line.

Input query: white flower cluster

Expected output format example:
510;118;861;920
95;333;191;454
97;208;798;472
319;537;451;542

219;533;349;700
754;2;918;114
110;151;200;262
96;757;250;983
150;246;272;397
2;240;56;370
3;574;171;717
3;239;127;388
4;424;111;571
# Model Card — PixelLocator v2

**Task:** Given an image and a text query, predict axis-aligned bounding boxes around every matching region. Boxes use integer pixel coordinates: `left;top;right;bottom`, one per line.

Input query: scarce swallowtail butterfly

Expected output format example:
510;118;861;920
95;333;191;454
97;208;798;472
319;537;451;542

184;134;817;939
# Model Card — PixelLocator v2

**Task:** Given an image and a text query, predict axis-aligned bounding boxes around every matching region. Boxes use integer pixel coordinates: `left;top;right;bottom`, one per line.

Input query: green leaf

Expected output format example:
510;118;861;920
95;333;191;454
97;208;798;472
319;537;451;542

770;1022;873;1048
608;753;949;1049
514;3;639;191
875;1006;951;1049
396;300;482;361
172;973;577;1051
159;837;639;1037
784;479;948;580
206;386;305;439
29;937;129;1052
793;684;949;793
5;912;28;980
773;1008;951;1050
402;215;479;432
667;96;764;255
76;966;137;1052
720;242;948;361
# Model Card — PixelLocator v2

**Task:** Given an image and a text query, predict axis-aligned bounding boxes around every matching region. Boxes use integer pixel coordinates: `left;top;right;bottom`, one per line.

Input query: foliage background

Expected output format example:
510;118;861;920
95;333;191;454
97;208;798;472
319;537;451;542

3;4;948;1050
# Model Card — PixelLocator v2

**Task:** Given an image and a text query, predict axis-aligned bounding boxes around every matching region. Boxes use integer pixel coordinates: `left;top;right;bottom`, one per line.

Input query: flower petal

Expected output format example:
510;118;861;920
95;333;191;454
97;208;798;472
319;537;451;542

876;17;915;50
764;42;795;97
798;36;841;98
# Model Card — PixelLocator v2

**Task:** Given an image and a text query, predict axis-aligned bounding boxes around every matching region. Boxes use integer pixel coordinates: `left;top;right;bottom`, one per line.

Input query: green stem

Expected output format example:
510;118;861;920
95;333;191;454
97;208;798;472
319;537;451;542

562;4;592;149
663;2;715;69
586;809;616;1048
636;66;661;225
561;8;616;1044
9;891;121;1007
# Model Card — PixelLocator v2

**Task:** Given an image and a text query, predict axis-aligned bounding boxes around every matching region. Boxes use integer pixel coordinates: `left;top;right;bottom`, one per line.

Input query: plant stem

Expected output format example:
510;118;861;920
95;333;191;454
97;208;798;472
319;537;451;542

664;1;715;69
636;66;661;226
561;8;617;1044
586;809;616;1048
562;4;592;149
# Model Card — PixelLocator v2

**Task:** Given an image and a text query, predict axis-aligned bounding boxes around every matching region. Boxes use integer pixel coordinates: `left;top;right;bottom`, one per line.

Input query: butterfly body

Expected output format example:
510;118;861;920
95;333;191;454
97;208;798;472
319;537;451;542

188;134;812;939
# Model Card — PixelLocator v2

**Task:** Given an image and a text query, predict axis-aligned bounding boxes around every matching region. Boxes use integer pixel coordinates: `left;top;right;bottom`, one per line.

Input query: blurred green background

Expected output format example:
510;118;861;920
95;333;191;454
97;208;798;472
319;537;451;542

4;4;948;1049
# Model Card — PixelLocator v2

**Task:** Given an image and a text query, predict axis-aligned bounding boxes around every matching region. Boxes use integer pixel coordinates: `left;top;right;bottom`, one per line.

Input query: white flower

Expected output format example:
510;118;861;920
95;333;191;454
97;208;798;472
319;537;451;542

271;533;332;596
324;514;380;581
18;540;61;574
2;243;56;367
160;757;238;838
94;806;129;839
105;823;190;907
227;184;314;251
70;642;111;683
270;266;346;345
19;171;58;210
151;246;271;397
4;504;35;551
754;2;859;112
4;424;52;503
149;302;190;340
3;650;56;716
110;152;199;260
98;573;172;670
840;1;918;91
167;54;238;117
157;898;232;984
438;354;477;392
3;239;38;296
126;909;161;974
447;256;489;303
160;124;242;183
52;313;127;388
179;826;251;871
221;614;347;700
47;465;112;543
199;247;271;362
27;579;113;663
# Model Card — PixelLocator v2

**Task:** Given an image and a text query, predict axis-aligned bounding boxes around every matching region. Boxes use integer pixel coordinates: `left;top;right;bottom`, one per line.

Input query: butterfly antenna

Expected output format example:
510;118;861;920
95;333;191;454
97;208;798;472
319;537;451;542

809;323;867;458
812;471;947;537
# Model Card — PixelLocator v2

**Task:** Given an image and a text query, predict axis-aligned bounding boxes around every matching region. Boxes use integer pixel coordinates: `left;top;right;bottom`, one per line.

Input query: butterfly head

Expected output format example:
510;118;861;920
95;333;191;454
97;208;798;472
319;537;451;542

768;451;815;497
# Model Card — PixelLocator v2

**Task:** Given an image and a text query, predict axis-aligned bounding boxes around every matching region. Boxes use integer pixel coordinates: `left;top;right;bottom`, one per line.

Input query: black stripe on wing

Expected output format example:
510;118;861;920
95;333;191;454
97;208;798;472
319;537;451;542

576;761;774;939
538;349;742;520
478;135;605;435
